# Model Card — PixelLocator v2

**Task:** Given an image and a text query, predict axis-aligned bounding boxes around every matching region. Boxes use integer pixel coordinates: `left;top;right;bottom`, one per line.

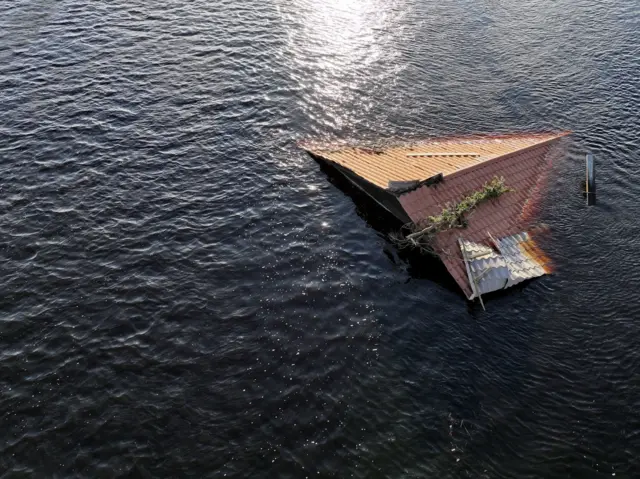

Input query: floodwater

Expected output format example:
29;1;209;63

1;0;639;477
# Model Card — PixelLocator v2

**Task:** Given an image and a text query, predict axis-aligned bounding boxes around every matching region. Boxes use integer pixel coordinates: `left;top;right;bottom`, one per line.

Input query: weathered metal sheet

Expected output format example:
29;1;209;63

494;232;549;287
459;232;549;300
459;239;510;300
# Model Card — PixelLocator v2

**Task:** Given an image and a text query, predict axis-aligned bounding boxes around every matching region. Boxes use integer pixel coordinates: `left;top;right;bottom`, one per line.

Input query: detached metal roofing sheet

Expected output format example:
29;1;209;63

303;132;569;191
494;232;550;286
460;232;550;300
459;239;511;299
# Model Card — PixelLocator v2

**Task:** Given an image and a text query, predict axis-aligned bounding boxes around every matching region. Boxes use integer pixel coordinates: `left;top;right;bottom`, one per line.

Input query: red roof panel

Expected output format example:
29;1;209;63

398;140;563;298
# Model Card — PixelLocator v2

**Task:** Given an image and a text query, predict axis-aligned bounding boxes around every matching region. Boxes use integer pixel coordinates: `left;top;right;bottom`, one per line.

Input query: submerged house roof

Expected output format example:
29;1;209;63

303;133;567;192
303;132;570;301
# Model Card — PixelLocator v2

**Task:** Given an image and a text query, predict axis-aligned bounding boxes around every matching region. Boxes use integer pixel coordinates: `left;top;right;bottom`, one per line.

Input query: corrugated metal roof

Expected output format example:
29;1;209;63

399;135;566;298
303;132;569;191
460;232;550;300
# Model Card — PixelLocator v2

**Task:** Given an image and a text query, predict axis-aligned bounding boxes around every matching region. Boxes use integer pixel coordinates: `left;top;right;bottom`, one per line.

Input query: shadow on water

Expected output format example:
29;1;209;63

314;158;464;297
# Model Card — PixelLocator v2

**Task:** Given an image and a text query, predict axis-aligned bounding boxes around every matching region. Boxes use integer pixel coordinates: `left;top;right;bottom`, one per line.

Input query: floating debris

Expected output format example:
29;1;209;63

301;132;570;302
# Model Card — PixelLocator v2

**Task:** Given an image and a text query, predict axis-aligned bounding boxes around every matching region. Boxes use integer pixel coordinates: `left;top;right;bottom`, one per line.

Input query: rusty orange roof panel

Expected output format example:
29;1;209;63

303;132;570;191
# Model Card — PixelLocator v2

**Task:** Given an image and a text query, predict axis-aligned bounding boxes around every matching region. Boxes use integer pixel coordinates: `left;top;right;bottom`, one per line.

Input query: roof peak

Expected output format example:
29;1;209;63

300;131;570;152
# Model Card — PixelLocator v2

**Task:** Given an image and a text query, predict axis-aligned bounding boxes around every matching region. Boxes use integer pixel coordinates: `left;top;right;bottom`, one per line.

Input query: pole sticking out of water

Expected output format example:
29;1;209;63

586;153;596;206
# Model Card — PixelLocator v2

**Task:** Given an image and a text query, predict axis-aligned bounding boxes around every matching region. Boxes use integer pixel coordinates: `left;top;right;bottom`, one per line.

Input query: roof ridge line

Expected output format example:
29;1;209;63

434;132;570;182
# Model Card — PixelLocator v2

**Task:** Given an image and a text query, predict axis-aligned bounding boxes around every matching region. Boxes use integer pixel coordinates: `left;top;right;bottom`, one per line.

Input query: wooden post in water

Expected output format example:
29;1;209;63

586;153;596;206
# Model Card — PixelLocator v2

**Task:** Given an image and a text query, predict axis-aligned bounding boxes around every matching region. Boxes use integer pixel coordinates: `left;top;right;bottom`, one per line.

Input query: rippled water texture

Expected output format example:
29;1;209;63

1;0;639;477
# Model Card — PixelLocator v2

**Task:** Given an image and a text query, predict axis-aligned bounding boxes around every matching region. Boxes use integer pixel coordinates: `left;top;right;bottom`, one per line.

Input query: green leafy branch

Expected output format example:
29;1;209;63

392;177;514;253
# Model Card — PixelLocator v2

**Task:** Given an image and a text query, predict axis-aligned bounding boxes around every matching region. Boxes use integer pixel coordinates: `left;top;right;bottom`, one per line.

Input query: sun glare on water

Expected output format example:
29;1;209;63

276;0;404;132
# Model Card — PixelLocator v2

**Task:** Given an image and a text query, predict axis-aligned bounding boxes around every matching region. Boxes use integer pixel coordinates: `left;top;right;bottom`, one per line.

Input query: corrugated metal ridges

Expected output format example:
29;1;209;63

304;132;569;191
495;232;548;285
459;233;550;300
459;240;510;298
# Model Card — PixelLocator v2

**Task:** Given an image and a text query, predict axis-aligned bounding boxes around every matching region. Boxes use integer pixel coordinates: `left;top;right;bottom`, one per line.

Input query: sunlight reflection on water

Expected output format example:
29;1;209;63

278;0;407;134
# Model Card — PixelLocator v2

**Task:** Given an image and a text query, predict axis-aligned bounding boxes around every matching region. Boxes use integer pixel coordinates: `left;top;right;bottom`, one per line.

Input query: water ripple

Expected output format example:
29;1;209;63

1;0;639;477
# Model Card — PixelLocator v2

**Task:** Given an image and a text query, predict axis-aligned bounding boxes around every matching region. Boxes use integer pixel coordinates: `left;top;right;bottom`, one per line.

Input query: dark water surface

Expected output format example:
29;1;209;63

1;0;639;477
